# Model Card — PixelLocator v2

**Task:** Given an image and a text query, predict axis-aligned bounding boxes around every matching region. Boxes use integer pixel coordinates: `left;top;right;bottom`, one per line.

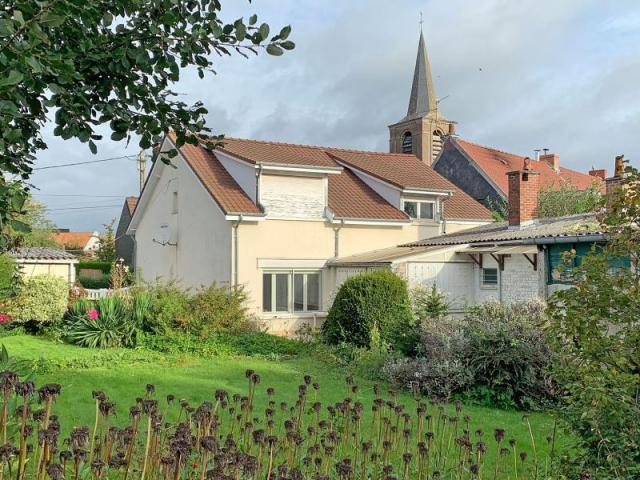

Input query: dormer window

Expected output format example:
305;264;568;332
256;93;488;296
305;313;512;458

403;200;435;220
402;132;413;154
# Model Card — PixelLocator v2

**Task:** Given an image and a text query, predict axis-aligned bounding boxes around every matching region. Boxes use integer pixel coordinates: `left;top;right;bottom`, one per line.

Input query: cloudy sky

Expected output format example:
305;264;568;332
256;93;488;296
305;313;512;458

31;0;640;231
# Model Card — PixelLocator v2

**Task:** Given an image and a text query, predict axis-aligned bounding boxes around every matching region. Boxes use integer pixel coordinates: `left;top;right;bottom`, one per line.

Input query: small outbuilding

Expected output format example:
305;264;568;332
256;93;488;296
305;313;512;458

9;247;78;284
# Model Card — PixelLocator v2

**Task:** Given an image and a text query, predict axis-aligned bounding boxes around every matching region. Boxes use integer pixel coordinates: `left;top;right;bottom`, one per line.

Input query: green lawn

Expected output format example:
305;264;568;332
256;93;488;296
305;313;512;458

1;335;564;476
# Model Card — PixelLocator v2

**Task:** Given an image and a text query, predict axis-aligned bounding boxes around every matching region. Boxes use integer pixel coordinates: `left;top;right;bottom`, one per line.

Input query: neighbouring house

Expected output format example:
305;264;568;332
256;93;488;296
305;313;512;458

115;196;138;267
128;133;493;334
329;157;628;313
432;137;604;209
9;247;78;284
54;230;101;255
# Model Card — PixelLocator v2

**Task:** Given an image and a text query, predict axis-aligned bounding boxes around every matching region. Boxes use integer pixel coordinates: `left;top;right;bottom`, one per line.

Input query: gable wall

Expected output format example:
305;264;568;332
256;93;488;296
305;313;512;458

434;143;503;208
135;151;232;289
115;203;135;267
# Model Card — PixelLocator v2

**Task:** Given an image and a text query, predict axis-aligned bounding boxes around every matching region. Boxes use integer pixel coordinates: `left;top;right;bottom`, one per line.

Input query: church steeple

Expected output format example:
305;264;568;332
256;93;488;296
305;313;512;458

388;30;456;165
406;31;437;119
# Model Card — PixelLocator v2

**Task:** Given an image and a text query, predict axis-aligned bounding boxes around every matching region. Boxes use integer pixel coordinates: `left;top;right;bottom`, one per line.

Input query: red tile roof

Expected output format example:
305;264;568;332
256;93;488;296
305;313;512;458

173;135;493;221
178;141;263;215
54;232;96;249
328;169;408;221
453;138;602;195
125;197;138;216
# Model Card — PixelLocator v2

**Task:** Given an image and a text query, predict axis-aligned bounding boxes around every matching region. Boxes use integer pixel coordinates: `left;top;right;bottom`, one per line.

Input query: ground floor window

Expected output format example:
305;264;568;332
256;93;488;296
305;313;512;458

481;267;498;287
262;270;322;313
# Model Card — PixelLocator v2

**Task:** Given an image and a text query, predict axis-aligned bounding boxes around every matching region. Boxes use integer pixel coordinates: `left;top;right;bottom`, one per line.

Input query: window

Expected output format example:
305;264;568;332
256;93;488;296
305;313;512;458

403;200;435;220
402;132;413;154
171;191;178;214
263;270;322;313
482;268;498;287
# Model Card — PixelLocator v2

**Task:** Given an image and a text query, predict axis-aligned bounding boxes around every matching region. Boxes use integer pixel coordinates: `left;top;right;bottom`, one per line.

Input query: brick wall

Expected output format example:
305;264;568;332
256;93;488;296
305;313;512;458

501;254;541;303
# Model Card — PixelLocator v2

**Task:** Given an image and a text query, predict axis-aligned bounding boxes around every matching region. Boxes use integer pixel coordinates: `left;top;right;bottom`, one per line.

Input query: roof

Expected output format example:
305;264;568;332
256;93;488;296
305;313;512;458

169;133;493;221
402;213;605;247
9;247;77;261
451;138;601;196
54;231;96;248
406;31;437;120
328;245;444;266
125;197;138;216
179;141;263;216
211;137;491;221
327;169;408;221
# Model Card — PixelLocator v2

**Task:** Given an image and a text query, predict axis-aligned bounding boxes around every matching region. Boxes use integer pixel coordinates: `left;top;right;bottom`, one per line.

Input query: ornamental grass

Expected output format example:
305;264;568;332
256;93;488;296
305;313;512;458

0;370;555;480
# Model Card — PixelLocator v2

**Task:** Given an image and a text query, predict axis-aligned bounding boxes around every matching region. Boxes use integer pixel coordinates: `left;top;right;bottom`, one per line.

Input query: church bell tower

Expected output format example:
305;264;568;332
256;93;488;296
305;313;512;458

389;31;456;165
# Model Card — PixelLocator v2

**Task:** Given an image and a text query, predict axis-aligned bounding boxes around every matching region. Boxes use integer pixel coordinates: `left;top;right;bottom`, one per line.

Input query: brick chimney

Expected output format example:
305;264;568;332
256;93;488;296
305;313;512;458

540;153;560;172
507;158;540;228
588;168;607;180
605;155;626;207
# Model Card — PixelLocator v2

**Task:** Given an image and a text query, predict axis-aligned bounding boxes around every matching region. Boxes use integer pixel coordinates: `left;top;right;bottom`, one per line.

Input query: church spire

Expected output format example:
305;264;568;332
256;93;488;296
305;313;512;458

406;31;437;118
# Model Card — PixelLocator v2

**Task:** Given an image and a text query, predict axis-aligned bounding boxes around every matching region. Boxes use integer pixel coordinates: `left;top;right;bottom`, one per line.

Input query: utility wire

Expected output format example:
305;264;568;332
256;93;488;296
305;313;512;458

33;154;138;171
46;204;122;212
33;193;124;198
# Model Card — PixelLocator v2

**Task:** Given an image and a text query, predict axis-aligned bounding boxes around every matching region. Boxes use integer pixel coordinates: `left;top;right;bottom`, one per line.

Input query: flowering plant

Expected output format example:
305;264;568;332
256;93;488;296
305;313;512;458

0;314;8;324
87;309;99;320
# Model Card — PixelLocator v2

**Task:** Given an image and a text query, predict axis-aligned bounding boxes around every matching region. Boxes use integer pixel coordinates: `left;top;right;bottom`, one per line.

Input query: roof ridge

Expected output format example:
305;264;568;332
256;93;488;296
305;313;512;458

220;136;416;158
455;137;525;159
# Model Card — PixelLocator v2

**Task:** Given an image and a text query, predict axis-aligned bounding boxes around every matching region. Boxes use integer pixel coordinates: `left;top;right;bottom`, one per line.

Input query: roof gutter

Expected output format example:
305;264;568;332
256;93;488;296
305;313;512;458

522;234;608;245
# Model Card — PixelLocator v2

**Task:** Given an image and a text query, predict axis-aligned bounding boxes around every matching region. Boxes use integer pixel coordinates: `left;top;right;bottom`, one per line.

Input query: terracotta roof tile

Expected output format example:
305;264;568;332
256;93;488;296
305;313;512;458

328;169;408;221
176;135;493;221
453;138;602;195
178;141;263;215
54;232;96;248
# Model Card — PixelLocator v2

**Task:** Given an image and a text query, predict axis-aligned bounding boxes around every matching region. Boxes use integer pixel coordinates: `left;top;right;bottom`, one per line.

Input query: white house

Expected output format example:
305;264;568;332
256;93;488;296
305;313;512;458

127;132;493;335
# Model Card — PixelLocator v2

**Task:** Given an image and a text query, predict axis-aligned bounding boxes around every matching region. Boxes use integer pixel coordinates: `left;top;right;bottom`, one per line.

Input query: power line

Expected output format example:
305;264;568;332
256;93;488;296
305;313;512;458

33;154;138;171
33;193;125;198
46;204;122;212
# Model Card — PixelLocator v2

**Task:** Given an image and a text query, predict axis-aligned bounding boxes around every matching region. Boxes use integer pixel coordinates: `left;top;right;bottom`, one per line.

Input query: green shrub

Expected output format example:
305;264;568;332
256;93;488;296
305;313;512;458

462;301;552;409
140;281;191;334
411;283;450;322
61;295;141;348
76;260;111;274
322;270;415;353
0;254;18;302
383;300;553;409
7;275;68;324
384;317;470;399
78;274;110;289
189;283;253;335
140;331;305;358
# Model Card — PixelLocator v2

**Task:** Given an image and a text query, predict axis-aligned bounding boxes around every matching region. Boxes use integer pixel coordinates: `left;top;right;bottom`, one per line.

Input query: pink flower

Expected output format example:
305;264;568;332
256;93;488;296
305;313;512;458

0;314;8;324
87;309;99;320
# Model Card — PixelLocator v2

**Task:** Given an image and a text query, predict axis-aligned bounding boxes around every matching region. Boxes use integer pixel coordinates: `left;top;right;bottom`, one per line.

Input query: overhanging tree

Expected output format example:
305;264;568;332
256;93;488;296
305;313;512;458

0;0;294;249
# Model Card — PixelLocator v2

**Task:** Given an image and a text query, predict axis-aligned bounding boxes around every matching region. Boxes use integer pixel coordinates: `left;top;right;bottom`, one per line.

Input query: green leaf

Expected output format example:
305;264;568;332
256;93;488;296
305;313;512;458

249;14;258;26
89;140;97;154
111;131;126;141
0;345;7;365
8;219;30;233
25;56;43;73
281;41;295;51
266;44;283;56
0;71;24;88
40;13;66;28
13;10;25;27
279;25;292;40
258;23;270;41
102;12;113;26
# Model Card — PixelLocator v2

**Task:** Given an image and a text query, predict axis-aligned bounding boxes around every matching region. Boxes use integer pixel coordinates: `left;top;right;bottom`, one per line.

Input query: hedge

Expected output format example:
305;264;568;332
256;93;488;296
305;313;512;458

78;274;110;289
76;260;111;275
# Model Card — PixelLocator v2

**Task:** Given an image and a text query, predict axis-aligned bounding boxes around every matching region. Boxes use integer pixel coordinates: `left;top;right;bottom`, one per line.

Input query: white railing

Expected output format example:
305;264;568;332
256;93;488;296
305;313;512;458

84;287;130;299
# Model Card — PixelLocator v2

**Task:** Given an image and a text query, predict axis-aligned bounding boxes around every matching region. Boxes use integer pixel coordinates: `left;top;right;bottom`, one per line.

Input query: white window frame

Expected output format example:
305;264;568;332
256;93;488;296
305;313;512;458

262;269;322;314
481;267;498;289
402;199;437;221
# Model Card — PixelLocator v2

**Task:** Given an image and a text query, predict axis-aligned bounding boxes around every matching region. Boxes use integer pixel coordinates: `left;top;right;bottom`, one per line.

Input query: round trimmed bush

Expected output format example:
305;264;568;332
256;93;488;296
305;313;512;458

322;269;415;353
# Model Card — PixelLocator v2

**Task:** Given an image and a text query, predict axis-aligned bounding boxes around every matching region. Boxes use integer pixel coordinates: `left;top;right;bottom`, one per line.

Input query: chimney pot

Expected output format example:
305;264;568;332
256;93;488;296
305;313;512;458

540;153;560;172
606;155;627;208
507;164;540;228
